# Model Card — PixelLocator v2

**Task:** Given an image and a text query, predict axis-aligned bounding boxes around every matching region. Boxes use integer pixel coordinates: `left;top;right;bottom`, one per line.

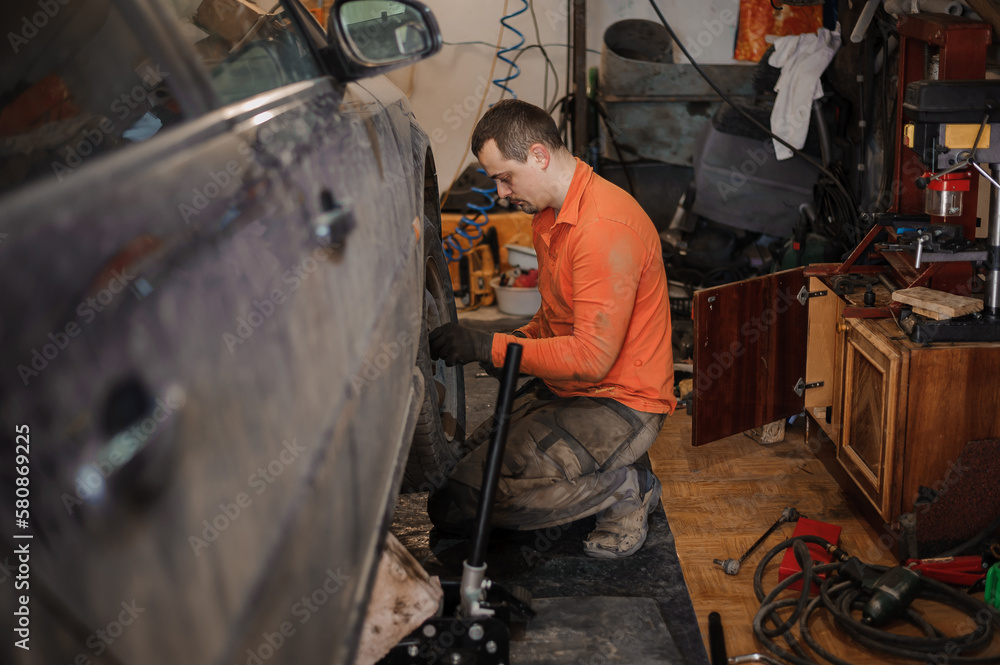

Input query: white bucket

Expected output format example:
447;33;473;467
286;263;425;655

504;244;538;270
491;277;540;316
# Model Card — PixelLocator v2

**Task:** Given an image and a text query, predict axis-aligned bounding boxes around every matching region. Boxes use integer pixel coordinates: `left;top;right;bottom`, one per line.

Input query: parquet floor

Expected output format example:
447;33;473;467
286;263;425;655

648;412;1000;664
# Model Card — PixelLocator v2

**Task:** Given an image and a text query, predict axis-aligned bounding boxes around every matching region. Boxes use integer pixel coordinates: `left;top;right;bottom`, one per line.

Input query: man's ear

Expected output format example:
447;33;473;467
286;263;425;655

529;143;550;169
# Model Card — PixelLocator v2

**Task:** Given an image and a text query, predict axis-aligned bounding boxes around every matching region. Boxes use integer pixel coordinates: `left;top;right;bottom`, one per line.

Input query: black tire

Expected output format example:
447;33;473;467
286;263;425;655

401;219;466;493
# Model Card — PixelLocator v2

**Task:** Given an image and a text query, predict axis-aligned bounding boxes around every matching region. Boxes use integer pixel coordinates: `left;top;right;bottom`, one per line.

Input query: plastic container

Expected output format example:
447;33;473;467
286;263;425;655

504;244;538;270
491;277;540;316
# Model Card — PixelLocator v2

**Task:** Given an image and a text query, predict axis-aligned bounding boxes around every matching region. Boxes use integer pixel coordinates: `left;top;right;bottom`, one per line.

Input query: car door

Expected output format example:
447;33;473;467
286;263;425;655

0;1;424;664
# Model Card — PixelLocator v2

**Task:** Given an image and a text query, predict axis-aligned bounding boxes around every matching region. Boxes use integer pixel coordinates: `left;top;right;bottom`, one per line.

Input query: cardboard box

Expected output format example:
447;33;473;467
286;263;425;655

194;0;267;47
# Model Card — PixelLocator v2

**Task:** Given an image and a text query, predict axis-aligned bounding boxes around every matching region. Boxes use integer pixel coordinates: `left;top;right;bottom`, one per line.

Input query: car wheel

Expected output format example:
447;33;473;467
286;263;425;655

402;220;466;493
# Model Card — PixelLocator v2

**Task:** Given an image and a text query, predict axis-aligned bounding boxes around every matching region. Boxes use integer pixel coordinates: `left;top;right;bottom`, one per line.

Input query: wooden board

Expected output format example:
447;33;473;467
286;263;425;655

892;286;983;319
803;276;844;433
692;268;807;446
966;0;1000;41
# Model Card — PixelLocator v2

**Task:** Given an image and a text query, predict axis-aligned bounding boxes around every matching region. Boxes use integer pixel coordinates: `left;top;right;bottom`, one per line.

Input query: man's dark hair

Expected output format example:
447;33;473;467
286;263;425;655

471;99;565;162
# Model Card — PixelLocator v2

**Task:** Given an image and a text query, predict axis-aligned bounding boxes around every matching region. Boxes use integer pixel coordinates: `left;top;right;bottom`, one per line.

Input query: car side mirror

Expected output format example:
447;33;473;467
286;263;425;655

323;0;441;81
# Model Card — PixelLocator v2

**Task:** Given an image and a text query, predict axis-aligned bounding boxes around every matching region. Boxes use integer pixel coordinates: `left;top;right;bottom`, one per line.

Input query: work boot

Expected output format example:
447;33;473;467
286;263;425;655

583;467;662;559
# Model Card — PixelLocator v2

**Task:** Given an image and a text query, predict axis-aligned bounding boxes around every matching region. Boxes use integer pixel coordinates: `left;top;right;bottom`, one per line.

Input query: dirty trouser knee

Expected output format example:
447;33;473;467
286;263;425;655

428;387;666;533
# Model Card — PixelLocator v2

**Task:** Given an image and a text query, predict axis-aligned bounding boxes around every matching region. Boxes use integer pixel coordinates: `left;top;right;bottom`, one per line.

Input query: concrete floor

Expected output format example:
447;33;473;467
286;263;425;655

390;305;709;665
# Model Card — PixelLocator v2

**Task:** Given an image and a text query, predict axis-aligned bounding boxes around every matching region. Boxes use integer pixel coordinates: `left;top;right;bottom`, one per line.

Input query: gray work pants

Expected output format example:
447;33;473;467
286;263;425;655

427;381;667;533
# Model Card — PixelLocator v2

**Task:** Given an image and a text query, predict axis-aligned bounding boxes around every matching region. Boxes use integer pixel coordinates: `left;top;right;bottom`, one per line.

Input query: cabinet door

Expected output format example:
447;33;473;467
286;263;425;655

838;320;907;519
692;268;808;446
804;276;845;444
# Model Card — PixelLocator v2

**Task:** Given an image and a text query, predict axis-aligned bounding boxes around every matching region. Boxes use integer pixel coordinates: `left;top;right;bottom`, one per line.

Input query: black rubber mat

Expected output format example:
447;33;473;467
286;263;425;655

512;596;683;664
390;493;708;665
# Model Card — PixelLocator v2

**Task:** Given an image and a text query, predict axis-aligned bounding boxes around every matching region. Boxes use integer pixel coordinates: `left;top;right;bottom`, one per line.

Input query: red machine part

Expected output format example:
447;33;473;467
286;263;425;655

778;518;843;593
924;172;973;192
905;555;987;586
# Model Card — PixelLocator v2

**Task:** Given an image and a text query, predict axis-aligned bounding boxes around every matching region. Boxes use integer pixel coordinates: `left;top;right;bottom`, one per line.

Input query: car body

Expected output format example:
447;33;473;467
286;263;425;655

0;1;462;663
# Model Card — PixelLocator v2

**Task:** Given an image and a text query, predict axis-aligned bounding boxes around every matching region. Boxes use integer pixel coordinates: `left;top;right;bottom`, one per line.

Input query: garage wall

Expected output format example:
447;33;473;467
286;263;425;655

381;0;743;191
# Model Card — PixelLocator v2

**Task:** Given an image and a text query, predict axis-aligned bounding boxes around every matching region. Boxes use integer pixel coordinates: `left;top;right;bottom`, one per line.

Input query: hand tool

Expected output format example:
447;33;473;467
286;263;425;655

713;507;800;575
708;612;727;665
380;344;534;665
863;566;923;626
905;555;987;586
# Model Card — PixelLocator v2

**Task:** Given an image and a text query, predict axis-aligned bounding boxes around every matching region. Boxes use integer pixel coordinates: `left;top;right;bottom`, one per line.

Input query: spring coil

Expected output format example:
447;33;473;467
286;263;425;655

442;0;527;263
443;174;495;263
493;0;528;99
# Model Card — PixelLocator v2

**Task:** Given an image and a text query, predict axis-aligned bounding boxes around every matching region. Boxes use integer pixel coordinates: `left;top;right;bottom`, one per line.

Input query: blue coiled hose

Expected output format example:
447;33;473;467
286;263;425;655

493;0;528;99
443;175;496;262
442;0;527;263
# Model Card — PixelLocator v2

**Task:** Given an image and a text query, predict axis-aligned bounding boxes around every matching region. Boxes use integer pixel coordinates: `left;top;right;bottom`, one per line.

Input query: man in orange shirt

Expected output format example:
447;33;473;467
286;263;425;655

429;99;675;558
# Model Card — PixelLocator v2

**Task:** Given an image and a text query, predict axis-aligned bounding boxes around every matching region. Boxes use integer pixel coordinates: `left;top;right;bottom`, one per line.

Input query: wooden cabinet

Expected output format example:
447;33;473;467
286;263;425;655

838;318;907;520
693;268;1000;527
836;317;1000;522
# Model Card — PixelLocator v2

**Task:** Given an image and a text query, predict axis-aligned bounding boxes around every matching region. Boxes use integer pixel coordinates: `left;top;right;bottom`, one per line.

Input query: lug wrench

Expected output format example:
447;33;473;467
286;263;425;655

460;343;523;617
714;507;801;575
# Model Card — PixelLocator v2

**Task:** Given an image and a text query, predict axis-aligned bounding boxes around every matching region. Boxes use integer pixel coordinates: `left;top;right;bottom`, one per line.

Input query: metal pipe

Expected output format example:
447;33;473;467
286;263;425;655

877;273;897;293
728;655;786;665
468;343;522;567
812;100;831;168
986;164;1000;317
572;0;587;157
708;612;728;665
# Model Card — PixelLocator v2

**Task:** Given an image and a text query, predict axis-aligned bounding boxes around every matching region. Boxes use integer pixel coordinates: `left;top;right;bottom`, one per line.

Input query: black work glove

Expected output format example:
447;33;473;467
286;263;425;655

479;330;526;379
429;323;494;366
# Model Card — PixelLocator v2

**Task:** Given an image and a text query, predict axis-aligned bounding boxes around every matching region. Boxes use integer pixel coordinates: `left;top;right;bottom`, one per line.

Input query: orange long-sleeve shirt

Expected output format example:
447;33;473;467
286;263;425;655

491;159;676;414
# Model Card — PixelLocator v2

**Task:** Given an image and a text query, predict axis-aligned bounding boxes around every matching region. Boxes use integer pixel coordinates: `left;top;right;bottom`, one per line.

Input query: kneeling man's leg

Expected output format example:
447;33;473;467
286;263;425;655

428;394;665;557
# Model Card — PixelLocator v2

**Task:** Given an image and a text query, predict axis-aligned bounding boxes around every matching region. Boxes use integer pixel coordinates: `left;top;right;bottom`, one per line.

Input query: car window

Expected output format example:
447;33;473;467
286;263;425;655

167;0;322;106
0;0;180;195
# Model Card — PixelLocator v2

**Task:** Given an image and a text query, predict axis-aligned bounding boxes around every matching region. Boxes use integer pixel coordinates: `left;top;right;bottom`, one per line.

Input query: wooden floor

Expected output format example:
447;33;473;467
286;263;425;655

648;412;1000;664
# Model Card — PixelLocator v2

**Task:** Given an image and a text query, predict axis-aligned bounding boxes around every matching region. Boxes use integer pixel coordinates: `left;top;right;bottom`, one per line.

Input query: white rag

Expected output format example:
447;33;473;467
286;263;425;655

769;27;841;160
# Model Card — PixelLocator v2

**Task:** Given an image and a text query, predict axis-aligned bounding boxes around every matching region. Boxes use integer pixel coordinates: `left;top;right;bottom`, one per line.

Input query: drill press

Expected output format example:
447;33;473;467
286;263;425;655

898;78;1000;342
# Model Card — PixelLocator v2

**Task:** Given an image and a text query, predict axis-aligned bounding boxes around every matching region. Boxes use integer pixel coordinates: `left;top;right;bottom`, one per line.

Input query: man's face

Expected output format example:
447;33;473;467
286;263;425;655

477;139;546;214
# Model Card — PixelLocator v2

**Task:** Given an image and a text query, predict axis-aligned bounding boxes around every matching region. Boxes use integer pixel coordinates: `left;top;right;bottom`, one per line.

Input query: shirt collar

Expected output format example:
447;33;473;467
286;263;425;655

533;158;592;230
